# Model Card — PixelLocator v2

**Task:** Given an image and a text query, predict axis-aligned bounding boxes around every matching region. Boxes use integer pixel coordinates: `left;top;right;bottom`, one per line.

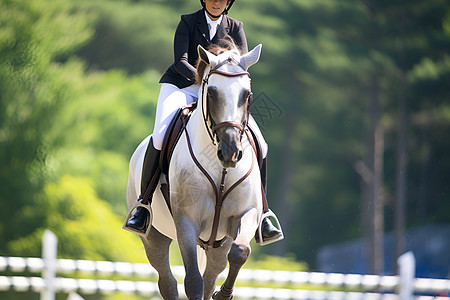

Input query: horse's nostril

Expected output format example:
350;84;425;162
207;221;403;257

237;150;243;161
217;150;224;161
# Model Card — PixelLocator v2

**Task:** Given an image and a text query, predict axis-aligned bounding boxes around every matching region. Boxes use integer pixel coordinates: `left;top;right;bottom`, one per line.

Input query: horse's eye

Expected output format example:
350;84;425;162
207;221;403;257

207;87;218;101
239;90;251;107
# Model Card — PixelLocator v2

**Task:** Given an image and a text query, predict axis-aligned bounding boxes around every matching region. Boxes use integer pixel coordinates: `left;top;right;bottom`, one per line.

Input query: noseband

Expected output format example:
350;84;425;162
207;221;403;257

201;59;253;145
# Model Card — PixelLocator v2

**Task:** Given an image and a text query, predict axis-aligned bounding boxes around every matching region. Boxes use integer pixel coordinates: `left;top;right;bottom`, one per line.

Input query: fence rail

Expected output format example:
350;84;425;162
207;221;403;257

0;230;449;300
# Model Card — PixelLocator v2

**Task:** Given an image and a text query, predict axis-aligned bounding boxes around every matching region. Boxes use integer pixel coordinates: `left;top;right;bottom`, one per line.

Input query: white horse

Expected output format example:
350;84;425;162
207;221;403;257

126;44;264;300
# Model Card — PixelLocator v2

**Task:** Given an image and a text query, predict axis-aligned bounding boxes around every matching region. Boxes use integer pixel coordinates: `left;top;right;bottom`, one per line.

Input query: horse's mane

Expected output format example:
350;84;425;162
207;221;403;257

195;36;241;84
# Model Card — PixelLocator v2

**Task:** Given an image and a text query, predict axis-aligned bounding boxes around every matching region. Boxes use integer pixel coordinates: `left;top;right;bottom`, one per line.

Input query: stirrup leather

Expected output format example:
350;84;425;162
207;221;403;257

257;209;284;246
122;199;153;238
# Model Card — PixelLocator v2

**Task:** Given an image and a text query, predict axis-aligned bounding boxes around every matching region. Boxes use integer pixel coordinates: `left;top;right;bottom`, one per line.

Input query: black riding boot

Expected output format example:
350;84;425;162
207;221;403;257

255;157;283;244
126;137;161;231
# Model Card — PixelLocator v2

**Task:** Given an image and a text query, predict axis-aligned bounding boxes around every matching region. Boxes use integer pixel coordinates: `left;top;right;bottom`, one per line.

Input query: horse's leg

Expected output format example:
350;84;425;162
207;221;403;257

141;226;178;300
176;216;203;300
203;238;233;300
213;209;259;300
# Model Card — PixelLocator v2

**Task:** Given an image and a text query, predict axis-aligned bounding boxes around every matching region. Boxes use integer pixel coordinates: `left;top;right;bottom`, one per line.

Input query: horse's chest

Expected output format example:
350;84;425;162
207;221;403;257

169;142;258;240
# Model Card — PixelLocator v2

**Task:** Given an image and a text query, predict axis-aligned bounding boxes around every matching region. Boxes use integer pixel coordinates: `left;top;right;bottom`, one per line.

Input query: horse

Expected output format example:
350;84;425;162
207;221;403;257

125;43;264;300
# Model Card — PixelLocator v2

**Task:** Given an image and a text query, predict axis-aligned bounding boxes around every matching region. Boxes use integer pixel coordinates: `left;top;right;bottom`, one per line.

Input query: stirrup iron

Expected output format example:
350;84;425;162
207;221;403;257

258;209;284;246
122;199;153;238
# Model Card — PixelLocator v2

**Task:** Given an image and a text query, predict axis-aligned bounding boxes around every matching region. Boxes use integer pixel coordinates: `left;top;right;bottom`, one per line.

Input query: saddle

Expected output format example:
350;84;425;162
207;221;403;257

156;103;195;213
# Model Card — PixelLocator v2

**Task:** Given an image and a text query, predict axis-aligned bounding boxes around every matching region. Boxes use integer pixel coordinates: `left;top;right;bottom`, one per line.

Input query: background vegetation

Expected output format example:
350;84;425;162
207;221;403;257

1;0;449;294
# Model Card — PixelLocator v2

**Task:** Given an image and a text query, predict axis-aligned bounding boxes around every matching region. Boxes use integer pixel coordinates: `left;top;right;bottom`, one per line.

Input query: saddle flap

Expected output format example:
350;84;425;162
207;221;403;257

246;127;263;169
160;102;197;174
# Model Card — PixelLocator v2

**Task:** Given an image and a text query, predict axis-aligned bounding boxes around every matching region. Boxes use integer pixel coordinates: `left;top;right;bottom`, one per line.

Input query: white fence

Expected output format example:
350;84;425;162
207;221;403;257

0;230;449;300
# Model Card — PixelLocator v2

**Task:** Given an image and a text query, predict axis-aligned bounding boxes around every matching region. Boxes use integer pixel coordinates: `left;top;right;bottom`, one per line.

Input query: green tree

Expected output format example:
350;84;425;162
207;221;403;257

47;66;161;215
234;0;450;271
74;0;198;74
10;175;143;262
2;0;449;275
0;0;93;254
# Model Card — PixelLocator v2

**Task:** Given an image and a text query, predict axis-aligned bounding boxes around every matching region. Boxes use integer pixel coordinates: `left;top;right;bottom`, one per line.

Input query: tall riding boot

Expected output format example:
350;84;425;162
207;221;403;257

255;157;283;244
126;137;161;231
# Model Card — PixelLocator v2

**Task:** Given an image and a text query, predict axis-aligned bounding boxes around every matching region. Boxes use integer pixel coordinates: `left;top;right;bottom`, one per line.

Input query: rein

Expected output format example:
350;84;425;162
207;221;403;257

186;62;256;248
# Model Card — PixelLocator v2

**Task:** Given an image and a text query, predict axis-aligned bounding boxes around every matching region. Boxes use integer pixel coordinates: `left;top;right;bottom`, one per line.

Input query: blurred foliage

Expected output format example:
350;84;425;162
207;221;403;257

10;175;145;262
1;0;449;292
73;0;198;74
46;63;161;214
0;0;93;254
244;253;308;271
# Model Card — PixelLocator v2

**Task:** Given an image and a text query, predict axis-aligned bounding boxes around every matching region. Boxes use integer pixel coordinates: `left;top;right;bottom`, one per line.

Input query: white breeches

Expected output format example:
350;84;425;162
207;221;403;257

151;83;268;158
152;83;199;150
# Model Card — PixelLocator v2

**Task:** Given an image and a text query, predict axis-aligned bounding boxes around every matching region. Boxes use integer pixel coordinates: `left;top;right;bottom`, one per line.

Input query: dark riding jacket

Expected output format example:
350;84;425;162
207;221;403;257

160;9;248;89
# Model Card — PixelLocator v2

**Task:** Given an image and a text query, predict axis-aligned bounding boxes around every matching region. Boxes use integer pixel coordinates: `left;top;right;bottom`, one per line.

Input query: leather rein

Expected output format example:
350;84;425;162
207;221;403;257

184;61;256;248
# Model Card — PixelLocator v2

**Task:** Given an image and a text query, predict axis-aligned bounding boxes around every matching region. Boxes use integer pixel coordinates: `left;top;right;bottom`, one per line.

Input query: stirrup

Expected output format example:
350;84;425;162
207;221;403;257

257;209;284;246
122;199;153;238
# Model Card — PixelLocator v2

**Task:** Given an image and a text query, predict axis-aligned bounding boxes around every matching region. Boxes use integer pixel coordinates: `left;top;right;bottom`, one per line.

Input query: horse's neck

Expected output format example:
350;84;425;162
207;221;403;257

187;106;217;163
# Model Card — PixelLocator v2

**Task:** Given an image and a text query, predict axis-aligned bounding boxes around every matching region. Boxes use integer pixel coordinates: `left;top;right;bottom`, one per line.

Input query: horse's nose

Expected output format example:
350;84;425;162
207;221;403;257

217;143;243;168
216;127;243;168
217;148;243;162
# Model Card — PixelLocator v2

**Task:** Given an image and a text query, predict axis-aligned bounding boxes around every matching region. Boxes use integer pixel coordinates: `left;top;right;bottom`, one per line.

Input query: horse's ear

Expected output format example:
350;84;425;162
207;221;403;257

198;44;219;68
198;45;210;65
239;44;262;70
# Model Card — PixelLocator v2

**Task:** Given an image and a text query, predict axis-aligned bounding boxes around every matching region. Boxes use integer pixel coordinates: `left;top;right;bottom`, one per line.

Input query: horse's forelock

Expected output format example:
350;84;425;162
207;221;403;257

195;42;241;84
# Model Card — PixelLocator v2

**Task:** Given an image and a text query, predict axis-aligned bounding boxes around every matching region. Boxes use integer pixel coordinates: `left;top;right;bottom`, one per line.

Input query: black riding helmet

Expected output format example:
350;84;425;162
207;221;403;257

200;0;236;18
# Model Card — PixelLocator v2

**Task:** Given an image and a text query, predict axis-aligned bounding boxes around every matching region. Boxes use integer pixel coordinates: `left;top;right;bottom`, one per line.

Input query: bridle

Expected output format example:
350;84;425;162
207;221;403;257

183;56;257;248
201;57;253;145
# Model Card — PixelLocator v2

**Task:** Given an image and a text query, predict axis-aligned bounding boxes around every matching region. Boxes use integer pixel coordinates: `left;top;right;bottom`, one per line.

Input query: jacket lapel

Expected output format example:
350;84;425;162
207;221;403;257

196;10;210;42
212;16;230;43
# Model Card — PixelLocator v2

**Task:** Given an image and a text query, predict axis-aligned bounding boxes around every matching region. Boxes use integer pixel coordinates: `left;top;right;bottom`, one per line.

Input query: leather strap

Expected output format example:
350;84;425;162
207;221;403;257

209;70;250;78
185;125;218;199
201;60;251;146
245;129;269;213
211;121;244;133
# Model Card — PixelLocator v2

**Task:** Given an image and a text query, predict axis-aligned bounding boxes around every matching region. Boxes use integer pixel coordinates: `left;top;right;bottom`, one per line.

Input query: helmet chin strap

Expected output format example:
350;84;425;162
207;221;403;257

204;8;222;19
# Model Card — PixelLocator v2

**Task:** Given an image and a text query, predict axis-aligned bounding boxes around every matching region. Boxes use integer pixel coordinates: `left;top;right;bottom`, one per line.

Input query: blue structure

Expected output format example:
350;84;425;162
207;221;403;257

318;224;450;279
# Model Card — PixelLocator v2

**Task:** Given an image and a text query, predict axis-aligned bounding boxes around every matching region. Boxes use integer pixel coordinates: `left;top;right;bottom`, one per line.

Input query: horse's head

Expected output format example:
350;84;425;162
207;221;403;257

197;43;262;168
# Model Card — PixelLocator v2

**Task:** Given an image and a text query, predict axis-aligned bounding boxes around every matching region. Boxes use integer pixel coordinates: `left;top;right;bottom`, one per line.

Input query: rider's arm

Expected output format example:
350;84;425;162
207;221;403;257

232;21;248;55
173;18;197;82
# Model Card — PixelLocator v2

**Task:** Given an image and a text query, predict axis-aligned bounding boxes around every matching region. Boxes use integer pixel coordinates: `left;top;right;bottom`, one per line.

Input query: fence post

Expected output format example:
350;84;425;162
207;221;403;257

398;251;415;300
41;230;57;300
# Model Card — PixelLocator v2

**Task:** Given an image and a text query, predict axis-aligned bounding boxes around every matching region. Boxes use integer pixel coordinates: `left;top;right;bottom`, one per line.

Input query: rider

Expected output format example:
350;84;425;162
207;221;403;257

126;0;283;245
